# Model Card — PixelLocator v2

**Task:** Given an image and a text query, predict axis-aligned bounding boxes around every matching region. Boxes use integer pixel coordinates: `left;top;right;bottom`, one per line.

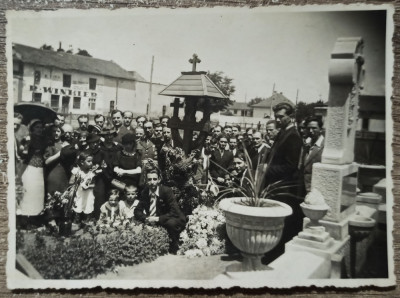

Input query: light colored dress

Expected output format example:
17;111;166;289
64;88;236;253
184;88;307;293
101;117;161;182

20;152;45;216
71;167;95;214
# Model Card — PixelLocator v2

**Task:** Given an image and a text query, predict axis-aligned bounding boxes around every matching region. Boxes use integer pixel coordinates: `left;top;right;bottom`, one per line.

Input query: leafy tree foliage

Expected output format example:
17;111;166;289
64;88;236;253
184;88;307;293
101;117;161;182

40;44;54;51
295;100;326;123
76;49;92;57
248;97;264;106
207;71;236;97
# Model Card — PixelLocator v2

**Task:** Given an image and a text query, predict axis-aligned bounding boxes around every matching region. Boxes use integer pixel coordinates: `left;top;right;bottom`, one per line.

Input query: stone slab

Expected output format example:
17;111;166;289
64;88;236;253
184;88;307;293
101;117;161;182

357;192;382;205
291;236;335;250
298;229;331;242
213;251;331;281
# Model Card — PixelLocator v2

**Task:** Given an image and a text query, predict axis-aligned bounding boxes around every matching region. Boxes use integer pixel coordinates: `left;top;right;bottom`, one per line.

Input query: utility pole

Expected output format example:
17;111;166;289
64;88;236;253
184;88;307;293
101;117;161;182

270;83;276;117
147;55;154;115
295;89;299;122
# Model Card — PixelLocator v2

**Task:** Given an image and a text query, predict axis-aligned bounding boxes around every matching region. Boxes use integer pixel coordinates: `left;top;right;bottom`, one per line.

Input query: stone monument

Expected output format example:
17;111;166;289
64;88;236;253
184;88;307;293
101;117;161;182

286;37;365;278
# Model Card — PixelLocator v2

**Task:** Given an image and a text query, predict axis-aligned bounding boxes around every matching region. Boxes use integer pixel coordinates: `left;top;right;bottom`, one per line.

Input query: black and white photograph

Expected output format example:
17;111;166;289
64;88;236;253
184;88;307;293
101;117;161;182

6;6;395;289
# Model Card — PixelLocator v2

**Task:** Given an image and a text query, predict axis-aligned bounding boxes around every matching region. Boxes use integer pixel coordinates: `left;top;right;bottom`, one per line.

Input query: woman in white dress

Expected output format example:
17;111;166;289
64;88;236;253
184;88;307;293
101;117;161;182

17;119;46;226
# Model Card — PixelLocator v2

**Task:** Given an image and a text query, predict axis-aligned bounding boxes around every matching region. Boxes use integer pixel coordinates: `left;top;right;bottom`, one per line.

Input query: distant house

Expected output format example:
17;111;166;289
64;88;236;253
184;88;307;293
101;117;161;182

224;101;253;117
250;92;295;118
12;43;168;117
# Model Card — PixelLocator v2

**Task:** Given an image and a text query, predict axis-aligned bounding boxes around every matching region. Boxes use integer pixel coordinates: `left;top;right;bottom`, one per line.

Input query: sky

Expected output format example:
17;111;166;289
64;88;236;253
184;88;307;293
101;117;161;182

7;7;387;104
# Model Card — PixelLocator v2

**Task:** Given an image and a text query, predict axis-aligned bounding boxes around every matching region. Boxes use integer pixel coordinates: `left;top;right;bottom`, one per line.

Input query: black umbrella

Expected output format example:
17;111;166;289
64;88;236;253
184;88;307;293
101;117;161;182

14;102;57;125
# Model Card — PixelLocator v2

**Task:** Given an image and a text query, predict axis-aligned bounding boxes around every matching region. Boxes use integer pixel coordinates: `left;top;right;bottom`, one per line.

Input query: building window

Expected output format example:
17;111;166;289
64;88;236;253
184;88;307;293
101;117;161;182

110;100;115;112
51;95;60;111
89;98;96;110
73;97;81;109
62;96;70;114
63;74;71;88
13;61;23;76
34;70;41;85
32;92;42;102
89;78;97;90
234;109;237;114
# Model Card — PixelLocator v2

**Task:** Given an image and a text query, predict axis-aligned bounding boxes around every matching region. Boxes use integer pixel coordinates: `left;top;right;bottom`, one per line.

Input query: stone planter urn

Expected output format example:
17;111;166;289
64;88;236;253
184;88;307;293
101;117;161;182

300;202;329;227
219;197;292;271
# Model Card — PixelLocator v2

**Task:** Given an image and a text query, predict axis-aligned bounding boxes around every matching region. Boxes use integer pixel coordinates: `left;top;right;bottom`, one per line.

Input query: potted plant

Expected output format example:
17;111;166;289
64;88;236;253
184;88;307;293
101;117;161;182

217;149;298;271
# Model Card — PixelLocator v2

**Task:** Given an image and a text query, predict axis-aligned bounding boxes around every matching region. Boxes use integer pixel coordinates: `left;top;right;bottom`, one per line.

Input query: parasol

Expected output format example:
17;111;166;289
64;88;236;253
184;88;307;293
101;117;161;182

14;102;57;125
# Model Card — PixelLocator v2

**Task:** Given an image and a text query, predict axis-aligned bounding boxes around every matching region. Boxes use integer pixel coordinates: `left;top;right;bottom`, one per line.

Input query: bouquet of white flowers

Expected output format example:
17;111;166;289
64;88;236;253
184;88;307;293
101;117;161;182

177;205;227;258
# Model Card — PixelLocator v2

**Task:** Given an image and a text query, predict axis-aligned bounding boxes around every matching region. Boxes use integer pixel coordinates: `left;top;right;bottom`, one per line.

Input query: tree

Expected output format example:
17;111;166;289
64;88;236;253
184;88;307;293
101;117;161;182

76;49;92;57
207;71;236;97
40;44;54;51
248;97;264;106
295;100;326;123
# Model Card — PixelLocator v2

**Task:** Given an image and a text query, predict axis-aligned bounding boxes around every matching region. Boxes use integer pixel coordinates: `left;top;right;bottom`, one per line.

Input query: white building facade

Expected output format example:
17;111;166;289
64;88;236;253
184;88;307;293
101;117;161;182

13;43;170;118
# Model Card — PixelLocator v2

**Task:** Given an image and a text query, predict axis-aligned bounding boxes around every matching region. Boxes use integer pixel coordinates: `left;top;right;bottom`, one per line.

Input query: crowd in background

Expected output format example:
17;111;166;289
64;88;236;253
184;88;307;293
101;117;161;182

14;102;324;253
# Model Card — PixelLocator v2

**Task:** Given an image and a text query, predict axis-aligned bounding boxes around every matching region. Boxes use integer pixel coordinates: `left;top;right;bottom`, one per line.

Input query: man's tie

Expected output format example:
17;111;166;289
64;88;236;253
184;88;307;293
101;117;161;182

149;192;157;216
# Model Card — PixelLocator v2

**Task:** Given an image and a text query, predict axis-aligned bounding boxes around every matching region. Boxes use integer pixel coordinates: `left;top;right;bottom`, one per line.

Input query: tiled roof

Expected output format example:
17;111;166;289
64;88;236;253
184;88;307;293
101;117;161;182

159;71;228;99
13;43;143;81
227;101;252;110
250;92;294;108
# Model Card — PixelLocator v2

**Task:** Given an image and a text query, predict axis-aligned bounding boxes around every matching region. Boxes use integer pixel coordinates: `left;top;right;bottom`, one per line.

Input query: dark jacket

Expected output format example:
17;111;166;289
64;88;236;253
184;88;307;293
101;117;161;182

303;137;324;192
264;125;302;186
209;149;234;179
134;185;186;226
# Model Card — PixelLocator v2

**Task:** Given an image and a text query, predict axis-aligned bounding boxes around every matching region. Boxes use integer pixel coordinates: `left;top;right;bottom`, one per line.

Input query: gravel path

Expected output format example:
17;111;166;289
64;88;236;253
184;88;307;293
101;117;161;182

96;254;240;280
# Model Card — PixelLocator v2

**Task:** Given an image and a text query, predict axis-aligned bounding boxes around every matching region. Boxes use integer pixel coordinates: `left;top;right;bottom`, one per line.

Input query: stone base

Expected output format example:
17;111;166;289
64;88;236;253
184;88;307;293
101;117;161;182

286;235;350;279
299;226;331;242
311;163;358;222
319;218;349;241
291;236;335;250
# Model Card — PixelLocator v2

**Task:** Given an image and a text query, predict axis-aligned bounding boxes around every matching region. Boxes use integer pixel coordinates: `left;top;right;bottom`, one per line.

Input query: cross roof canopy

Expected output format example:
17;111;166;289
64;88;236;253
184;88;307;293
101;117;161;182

159;54;228;99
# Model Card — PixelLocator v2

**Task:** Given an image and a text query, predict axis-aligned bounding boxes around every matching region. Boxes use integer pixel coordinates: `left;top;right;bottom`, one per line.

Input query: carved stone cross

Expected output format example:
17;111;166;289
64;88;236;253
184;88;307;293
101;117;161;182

322;37;365;165
189;54;201;72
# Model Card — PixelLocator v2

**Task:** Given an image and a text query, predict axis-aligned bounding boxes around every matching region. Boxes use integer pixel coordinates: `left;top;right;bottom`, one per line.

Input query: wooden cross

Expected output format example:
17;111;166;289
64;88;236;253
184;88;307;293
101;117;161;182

170;98;183;118
189;54;201;72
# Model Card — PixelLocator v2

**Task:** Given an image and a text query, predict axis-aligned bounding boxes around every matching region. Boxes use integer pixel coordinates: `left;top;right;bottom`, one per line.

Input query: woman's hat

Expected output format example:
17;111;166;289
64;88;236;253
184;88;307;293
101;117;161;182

99;124;117;136
86;133;100;144
88;124;102;134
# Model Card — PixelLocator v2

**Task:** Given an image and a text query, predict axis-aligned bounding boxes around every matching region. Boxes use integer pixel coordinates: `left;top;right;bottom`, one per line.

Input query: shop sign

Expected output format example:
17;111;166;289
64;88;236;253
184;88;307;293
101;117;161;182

29;85;97;97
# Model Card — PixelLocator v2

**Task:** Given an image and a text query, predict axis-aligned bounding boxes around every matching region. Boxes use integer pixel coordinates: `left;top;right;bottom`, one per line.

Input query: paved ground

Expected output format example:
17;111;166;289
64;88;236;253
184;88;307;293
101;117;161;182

96;254;241;280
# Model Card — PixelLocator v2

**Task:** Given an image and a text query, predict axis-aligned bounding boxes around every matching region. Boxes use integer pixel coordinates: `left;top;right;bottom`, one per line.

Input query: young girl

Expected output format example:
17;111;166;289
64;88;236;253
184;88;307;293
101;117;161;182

70;151;99;224
119;185;140;220
99;189;121;222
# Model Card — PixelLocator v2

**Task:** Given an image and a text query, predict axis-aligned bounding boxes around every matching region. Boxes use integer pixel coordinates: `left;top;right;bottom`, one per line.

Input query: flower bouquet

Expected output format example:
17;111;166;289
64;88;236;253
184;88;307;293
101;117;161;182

177;205;227;258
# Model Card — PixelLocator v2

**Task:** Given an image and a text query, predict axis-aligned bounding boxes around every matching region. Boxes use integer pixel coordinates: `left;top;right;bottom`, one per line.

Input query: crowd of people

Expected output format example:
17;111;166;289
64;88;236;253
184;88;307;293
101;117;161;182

14;102;325;254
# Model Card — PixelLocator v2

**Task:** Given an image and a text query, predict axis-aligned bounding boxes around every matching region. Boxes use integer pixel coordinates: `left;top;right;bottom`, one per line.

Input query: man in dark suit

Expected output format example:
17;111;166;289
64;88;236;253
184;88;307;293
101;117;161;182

111;110;129;144
134;169;186;254
301;116;324;193
264;103;302;186
209;134;234;185
262;102;304;265
249;131;270;170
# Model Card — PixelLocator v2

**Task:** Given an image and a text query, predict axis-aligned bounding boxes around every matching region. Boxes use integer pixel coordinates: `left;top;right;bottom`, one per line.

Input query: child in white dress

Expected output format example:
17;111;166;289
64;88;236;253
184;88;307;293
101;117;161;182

70;152;98;224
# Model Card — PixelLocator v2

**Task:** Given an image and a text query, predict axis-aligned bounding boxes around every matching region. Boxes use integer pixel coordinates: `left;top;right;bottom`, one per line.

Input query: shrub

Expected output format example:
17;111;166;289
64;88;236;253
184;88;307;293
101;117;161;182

17;221;169;279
